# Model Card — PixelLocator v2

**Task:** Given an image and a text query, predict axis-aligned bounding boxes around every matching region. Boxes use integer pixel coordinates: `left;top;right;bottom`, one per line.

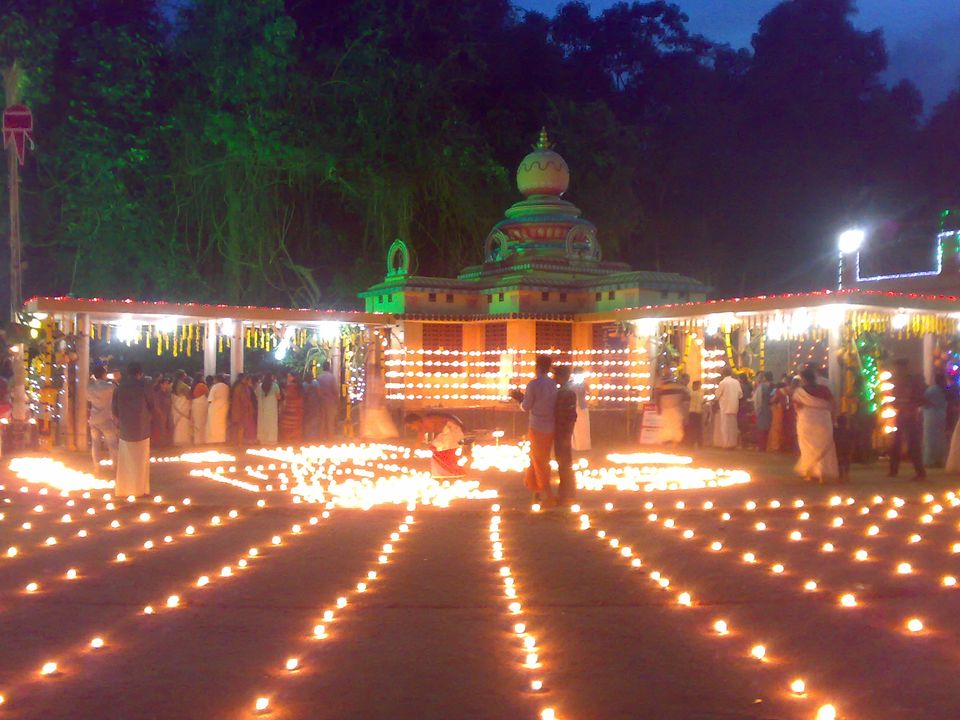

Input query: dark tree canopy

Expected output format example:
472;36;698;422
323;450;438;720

0;0;954;307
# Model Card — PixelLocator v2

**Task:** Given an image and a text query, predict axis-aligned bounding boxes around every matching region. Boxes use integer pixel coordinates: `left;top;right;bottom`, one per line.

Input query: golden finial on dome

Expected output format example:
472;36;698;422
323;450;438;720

535;126;552;150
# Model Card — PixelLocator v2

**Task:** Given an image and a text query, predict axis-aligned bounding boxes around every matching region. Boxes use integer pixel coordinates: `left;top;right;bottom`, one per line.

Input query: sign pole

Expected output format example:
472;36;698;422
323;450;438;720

2;60;23;322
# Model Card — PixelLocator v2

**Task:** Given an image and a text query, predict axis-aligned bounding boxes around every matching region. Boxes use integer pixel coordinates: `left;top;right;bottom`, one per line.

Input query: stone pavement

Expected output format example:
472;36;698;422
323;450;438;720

0;444;957;720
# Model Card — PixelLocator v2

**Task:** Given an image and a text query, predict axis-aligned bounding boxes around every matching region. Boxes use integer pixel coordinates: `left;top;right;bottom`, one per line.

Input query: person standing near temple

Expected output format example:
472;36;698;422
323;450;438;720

923;374;948;467
256;372;280;444
171;370;192;446
302;371;321;442
510;354;558;505
150;376;173;448
793;367;839;483
767;377;789;452
230;374;255;446
206;375;230;444
686;380;704;448
715;367;743;449
655;370;689;445
553;365;578;504
279;372;304;445
754;371;773;451
88;366;118;473
889;358;927;480
316;360;339;440
190;374;209;445
570;367;591;451
113;362;153;497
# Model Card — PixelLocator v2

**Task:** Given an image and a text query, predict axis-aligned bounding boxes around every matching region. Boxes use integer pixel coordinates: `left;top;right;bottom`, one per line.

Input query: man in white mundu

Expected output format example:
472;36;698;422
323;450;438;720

714;367;743;449
112;362;153;497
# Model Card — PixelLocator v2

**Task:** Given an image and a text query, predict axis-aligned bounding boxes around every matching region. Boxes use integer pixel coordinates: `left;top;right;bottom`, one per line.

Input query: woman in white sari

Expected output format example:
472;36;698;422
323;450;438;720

793;368;839;482
171;372;192;446
191;374;209;444
206;375;230;444
256;373;281;444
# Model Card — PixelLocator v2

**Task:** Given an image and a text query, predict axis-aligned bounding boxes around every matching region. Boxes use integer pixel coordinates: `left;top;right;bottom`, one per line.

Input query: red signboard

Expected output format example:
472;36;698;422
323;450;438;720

3;104;33;165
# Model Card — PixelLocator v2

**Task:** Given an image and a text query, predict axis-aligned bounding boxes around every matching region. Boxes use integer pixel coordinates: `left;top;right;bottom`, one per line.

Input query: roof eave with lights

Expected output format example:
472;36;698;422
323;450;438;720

23;296;394;326
577;288;960;323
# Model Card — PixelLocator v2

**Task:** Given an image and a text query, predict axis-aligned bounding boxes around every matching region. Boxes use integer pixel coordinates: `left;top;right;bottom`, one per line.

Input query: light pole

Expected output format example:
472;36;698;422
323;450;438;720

837;228;865;289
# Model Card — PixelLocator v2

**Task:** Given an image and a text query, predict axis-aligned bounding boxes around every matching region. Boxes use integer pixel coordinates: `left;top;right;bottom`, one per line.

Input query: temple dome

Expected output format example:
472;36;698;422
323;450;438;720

516;128;569;197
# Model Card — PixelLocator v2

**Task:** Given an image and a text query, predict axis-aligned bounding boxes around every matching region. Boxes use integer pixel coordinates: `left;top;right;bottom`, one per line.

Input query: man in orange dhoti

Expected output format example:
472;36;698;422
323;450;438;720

511;354;558;505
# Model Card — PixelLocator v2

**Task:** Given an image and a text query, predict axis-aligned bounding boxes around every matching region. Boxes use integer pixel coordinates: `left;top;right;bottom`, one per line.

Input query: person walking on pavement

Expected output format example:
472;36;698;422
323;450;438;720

316;361;339;440
113;362;154;497
889;358;927;480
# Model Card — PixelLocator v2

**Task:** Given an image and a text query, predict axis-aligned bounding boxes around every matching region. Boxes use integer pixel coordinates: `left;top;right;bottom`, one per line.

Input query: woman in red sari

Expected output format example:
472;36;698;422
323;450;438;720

279;373;304;445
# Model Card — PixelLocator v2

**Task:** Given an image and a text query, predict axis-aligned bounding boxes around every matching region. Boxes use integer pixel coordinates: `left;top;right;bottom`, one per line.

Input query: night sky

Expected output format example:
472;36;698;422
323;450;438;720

520;0;960;110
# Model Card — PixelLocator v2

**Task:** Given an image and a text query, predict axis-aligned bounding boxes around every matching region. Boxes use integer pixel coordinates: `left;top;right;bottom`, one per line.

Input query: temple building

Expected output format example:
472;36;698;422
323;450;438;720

360;130;707;428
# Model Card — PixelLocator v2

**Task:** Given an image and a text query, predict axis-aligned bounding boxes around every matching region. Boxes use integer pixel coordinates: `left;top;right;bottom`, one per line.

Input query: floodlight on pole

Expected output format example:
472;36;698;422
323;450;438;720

838;228;865;255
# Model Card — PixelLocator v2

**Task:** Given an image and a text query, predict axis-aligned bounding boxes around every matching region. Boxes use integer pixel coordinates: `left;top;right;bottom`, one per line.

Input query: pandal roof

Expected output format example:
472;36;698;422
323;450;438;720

23;296;391;326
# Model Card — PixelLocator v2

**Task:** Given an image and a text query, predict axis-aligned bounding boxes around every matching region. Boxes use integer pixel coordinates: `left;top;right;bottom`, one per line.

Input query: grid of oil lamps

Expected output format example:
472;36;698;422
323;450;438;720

2;442;958;718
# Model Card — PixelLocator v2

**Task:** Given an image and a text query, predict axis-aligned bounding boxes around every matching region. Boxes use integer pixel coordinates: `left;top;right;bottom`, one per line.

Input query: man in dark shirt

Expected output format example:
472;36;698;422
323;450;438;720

889;358;927;480
112;362;154;496
553;365;578;504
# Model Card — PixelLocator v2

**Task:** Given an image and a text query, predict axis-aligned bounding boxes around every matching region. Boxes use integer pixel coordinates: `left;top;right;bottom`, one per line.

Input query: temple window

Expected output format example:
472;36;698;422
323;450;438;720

541;292;549;301
428;293;437;302
446;293;454;303
485;322;507;351
423;323;463;372
536;321;572;363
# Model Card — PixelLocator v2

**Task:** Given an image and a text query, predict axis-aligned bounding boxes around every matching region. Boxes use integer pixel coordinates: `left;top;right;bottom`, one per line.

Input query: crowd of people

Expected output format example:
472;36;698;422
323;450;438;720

653;357;960;484
88;361;340;495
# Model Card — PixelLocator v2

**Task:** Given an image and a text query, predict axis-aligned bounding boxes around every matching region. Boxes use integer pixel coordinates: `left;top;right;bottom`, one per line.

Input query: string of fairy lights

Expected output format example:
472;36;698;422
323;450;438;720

246;512;417;716
570;503;839;720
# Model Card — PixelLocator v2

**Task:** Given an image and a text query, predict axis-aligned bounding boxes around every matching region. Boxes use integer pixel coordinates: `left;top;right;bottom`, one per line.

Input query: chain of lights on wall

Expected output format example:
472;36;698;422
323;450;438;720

384;347;652;405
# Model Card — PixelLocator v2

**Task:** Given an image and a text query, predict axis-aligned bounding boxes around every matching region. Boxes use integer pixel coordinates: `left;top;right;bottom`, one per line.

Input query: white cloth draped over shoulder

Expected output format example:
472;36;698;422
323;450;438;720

256;383;280;444
172;393;192;446
206;383;229;444
191;393;208;444
793;386;839;480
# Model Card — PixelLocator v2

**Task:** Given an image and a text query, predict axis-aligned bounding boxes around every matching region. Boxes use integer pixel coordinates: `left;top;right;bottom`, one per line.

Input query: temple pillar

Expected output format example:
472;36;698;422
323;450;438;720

76;313;90;452
203;320;217;378
230;322;244;382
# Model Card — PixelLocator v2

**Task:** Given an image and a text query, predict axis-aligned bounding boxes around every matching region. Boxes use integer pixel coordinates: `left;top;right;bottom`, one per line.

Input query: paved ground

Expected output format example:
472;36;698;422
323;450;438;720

0;443;958;720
